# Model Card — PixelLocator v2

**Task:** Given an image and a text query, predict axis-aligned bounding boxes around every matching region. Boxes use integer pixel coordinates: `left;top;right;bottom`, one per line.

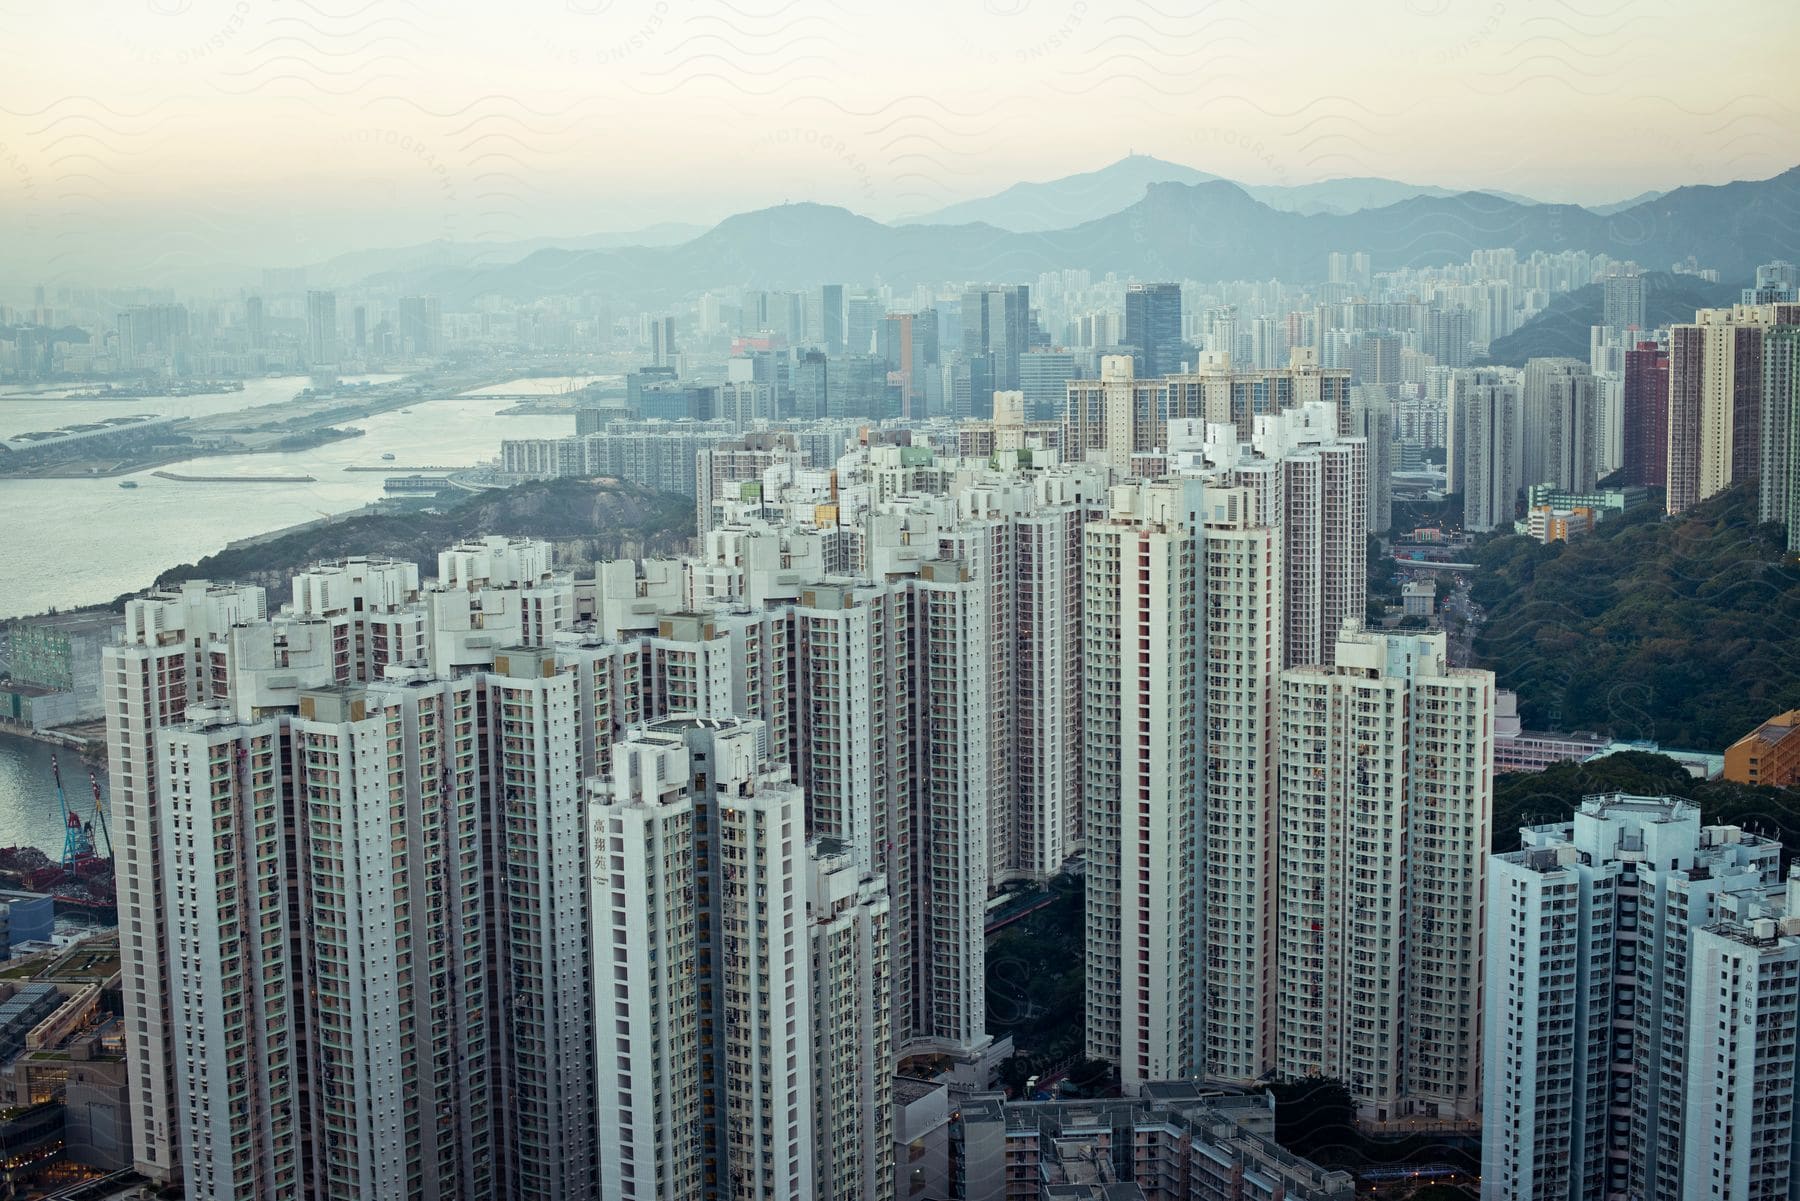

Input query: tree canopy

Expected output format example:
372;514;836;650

1474;483;1800;750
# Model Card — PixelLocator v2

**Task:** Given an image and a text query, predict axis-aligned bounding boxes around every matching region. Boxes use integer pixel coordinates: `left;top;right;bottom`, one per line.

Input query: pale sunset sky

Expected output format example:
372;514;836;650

1;0;1795;282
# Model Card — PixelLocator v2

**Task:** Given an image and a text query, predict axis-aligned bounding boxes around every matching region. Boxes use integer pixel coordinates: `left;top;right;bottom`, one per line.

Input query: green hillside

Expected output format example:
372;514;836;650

1494;751;1800;857
1480;270;1736;366
138;477;695;603
1473;482;1800;750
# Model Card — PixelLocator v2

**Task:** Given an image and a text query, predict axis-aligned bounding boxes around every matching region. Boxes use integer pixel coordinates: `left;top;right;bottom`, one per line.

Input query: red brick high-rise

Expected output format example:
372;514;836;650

1622;340;1668;487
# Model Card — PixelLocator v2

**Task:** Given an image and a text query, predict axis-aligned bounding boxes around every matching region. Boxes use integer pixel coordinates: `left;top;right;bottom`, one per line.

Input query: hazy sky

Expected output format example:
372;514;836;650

2;0;1796;285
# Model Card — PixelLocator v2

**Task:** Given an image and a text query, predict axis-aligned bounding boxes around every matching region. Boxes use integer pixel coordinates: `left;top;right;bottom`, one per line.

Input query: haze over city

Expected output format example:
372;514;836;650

3;4;1800;1201
3;0;1798;281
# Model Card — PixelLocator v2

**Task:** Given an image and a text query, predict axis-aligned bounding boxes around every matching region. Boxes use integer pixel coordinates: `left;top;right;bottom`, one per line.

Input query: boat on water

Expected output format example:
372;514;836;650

381;452;397;460
400;409;413;414
117;480;138;489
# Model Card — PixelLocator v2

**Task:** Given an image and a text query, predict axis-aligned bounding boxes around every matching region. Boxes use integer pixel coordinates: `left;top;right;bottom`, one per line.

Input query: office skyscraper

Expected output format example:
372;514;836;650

648;314;676;366
1125;282;1185;377
397;294;442;355
793;349;828;420
1349;390;1394;534
846;293;882;357
821;283;845;353
305;289;338;366
1018;348;1079;422
962;284;1030;395
878;311;925;418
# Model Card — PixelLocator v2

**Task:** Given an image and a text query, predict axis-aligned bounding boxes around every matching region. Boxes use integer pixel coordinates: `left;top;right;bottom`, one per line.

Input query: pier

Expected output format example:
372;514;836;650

150;470;317;483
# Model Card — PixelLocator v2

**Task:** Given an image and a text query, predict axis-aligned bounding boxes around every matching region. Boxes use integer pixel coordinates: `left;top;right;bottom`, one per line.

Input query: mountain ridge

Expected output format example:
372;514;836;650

1481;271;1740;366
414;165;1800;304
904;153;1547;229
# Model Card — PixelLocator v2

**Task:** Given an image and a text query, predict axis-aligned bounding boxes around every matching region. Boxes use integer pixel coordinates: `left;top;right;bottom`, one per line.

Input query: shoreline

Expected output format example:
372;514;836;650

0;383;246;403
0;425;367;479
0;450;198;479
0;371;500;480
0;721;106;760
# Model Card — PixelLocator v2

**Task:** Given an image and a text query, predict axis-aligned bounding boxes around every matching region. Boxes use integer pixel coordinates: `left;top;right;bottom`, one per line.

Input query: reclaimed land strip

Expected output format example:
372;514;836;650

150;470;317;483
342;465;460;472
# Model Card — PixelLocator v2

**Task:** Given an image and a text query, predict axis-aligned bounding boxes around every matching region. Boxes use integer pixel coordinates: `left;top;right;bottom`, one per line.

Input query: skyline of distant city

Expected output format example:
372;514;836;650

4;6;1800;1200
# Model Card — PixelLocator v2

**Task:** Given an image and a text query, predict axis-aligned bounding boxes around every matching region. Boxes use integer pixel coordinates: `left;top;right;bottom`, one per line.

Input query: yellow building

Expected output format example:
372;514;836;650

1724;709;1800;787
1527;504;1596;544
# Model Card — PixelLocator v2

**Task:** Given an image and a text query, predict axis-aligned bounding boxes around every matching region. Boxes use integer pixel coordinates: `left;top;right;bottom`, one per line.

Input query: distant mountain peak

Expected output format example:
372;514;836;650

424;165;1799;307
907;157;1562;231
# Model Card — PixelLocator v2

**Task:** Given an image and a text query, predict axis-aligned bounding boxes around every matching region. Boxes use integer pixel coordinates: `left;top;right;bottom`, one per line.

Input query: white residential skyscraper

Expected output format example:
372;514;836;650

159;709;294;1200
1181;401;1367;670
1483;794;1795;1201
792;580;916;1038
1684;904;1800;1200
1451;368;1524;533
1083;482;1199;1093
158;670;507;1201
104;580;266;1183
1278;626;1493;1126
588;718;825;1201
806;841;896;1201
911;555;997;1054
1759;324;1800;549
117;515;1066;1201
1522;358;1597;492
288;555;426;681
1197;485;1284;1084
485;648;596;1201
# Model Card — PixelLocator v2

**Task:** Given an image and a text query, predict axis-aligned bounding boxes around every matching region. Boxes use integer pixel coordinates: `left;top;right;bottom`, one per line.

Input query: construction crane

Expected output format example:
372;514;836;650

49;754;95;872
88;767;113;860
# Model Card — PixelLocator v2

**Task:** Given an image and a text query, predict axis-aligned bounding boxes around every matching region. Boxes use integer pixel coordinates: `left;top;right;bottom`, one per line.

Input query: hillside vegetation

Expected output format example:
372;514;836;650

1473;483;1800;750
1494;751;1800;858
142;477;695;602
1480;271;1736;366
